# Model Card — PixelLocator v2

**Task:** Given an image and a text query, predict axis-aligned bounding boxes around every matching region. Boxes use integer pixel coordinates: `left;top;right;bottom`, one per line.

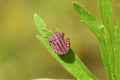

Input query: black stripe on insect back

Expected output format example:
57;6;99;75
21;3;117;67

52;33;65;53
55;33;66;53
60;33;66;47
61;33;67;49
53;33;66;53
59;33;67;49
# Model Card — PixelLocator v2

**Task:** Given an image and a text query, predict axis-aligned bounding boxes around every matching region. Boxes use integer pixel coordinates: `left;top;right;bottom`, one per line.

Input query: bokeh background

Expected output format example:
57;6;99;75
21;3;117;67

0;0;119;80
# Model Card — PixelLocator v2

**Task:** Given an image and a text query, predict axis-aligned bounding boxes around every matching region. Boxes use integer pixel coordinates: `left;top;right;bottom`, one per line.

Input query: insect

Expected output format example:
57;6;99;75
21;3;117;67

49;32;70;55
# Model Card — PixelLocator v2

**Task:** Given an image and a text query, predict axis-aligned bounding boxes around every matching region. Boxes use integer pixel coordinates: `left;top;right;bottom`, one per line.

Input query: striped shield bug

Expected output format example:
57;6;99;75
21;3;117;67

49;32;70;55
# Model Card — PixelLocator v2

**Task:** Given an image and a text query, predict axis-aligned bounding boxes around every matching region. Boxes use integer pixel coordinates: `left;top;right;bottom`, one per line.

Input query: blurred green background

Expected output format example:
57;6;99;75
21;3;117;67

0;0;119;80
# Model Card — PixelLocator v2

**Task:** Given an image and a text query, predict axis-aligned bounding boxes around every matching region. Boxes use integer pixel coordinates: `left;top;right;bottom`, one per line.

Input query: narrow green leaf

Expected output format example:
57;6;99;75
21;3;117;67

99;0;118;80
73;2;112;80
99;40;111;80
99;0;115;34
34;14;97;80
73;2;104;41
114;21;120;79
34;13;46;31
34;13;52;37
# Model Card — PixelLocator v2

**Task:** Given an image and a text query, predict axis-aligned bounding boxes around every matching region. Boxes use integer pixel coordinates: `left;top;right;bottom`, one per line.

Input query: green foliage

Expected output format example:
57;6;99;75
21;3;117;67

73;0;120;80
99;0;120;80
34;14;97;80
34;0;120;80
72;2;104;41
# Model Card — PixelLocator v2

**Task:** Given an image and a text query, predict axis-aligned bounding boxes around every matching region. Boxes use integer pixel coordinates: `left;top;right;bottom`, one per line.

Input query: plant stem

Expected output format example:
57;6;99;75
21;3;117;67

99;0;120;80
99;0;115;33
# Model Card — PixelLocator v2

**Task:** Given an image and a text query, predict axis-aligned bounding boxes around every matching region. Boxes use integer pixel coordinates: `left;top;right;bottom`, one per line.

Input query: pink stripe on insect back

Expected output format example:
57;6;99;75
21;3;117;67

55;33;68;54
56;33;68;52
52;33;66;54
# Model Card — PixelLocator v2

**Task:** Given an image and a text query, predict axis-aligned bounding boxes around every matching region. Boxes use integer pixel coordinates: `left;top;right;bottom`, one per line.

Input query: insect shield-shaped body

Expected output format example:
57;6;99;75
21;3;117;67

49;32;70;55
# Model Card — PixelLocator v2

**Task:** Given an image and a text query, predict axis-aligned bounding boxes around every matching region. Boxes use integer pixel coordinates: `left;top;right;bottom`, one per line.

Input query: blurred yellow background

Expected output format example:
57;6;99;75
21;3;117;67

0;0;119;80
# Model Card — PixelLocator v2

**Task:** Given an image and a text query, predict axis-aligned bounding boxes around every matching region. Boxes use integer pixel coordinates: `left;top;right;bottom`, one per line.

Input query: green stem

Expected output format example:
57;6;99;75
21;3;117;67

99;0;115;33
99;0;120;80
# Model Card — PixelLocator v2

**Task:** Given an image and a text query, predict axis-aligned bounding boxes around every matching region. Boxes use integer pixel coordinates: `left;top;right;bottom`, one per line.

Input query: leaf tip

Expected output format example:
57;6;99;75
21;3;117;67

72;1;78;4
34;13;37;17
36;35;39;38
72;1;80;11
72;1;78;6
34;13;39;20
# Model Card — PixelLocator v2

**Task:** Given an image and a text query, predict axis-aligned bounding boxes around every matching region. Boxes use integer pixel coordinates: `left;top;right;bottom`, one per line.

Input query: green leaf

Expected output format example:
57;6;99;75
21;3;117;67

73;2;104;41
34;14;97;80
73;2;119;80
99;0;115;34
72;3;110;79
114;19;120;80
34;13;52;37
99;0;119;80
